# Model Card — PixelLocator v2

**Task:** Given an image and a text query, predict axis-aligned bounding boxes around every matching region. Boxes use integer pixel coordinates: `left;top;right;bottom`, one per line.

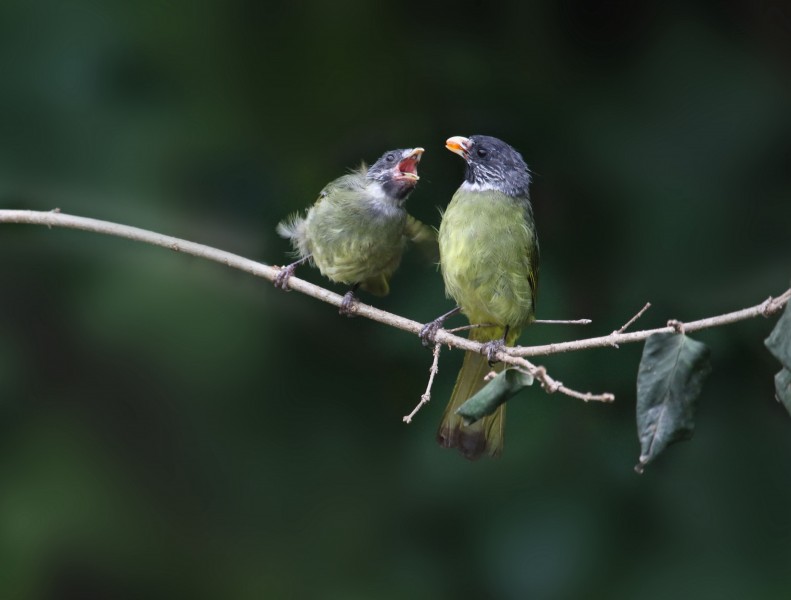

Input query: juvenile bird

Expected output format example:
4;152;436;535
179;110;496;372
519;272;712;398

423;135;539;459
276;147;435;315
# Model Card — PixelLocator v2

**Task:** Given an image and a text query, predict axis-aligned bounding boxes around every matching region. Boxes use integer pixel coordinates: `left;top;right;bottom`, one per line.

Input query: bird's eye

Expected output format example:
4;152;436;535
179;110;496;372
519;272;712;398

476;147;488;158
385;153;396;162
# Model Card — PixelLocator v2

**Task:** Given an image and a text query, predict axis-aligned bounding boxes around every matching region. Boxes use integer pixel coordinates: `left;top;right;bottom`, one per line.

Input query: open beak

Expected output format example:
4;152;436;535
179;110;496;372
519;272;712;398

396;147;424;181
445;136;471;160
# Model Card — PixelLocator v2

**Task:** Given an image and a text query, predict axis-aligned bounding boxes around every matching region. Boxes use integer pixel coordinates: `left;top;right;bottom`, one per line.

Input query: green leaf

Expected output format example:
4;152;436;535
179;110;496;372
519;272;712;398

765;301;791;370
775;369;791;416
456;368;534;425
635;332;712;473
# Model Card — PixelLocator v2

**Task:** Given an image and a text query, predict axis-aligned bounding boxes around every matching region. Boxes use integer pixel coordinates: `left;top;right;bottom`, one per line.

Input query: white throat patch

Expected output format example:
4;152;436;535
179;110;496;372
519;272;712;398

364;180;403;217
366;180;388;200
460;180;499;193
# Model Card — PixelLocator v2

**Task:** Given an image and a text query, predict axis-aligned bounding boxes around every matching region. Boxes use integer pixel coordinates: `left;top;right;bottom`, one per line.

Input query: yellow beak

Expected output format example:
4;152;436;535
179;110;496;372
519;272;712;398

445;136;471;159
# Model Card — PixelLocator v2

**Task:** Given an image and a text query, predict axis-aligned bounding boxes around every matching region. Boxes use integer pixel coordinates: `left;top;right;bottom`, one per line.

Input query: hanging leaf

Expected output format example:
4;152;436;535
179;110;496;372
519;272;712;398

765;301;791;370
635;332;712;473
456;368;534;425
775;369;791;416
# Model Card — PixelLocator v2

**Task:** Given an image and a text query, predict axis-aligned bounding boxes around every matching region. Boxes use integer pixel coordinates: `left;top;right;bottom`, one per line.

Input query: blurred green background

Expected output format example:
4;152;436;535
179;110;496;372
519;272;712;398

1;1;791;598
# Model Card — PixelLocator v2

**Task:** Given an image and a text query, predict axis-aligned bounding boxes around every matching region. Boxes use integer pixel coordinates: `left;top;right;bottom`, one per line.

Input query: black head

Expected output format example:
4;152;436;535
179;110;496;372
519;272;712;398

366;147;424;201
446;135;531;198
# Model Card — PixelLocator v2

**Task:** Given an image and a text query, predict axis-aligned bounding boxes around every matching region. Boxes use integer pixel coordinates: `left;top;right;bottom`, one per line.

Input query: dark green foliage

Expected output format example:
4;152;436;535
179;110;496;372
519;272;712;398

766;301;791;415
456;368;534;425
635;333;712;473
766;301;791;369
775;369;791;415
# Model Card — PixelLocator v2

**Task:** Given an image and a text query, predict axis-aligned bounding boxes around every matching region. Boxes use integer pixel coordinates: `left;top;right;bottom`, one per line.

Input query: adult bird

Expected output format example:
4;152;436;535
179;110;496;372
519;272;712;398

276;147;435;315
423;135;539;459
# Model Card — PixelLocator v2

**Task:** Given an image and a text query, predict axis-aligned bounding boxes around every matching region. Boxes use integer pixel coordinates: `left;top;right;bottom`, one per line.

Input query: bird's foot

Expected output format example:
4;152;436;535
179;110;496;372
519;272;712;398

419;318;444;347
481;339;505;365
419;307;461;347
339;291;358;317
274;263;297;291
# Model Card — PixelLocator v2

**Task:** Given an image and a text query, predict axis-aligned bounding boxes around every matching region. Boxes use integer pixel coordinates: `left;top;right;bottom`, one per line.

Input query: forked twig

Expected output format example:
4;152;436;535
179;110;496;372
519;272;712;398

608;302;652;348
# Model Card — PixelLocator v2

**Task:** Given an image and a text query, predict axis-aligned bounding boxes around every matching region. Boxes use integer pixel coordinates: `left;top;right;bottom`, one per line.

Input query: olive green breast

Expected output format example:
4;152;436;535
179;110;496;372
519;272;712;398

303;184;408;287
438;188;538;329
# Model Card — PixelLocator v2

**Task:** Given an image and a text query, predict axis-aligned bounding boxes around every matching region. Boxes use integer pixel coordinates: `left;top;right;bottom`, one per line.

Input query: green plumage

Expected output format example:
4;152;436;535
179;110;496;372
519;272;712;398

435;134;539;460
439;188;538;329
438;188;539;458
277;149;434;297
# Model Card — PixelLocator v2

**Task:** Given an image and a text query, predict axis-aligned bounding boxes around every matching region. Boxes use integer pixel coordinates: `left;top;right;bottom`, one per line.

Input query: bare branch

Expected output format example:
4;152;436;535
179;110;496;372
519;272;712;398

0;209;426;334
404;343;441;423
510;290;791;358
2;209;788;409
504;360;614;404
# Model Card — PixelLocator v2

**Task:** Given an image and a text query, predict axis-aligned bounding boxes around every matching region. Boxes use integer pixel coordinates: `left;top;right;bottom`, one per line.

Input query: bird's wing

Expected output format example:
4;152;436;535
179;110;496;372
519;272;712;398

526;214;540;308
404;214;439;262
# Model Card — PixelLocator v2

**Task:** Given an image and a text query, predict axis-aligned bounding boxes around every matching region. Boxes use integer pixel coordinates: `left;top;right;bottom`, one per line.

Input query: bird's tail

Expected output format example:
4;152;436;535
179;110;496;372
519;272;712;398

276;213;309;258
437;325;508;460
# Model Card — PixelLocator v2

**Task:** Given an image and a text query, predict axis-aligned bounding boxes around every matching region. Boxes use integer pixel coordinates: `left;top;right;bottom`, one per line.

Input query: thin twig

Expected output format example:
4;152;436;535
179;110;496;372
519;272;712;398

557;386;615;403
447;318;591;332
616;302;651;334
534;318;592;325
514;363;614;404
508;365;613;403
608;302;652;348
445;323;496;334
404;343;441;423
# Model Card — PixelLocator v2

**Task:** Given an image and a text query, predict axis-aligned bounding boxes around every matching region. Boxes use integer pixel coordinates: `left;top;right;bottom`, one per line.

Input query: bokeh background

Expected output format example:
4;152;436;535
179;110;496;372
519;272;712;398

2;1;791;598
